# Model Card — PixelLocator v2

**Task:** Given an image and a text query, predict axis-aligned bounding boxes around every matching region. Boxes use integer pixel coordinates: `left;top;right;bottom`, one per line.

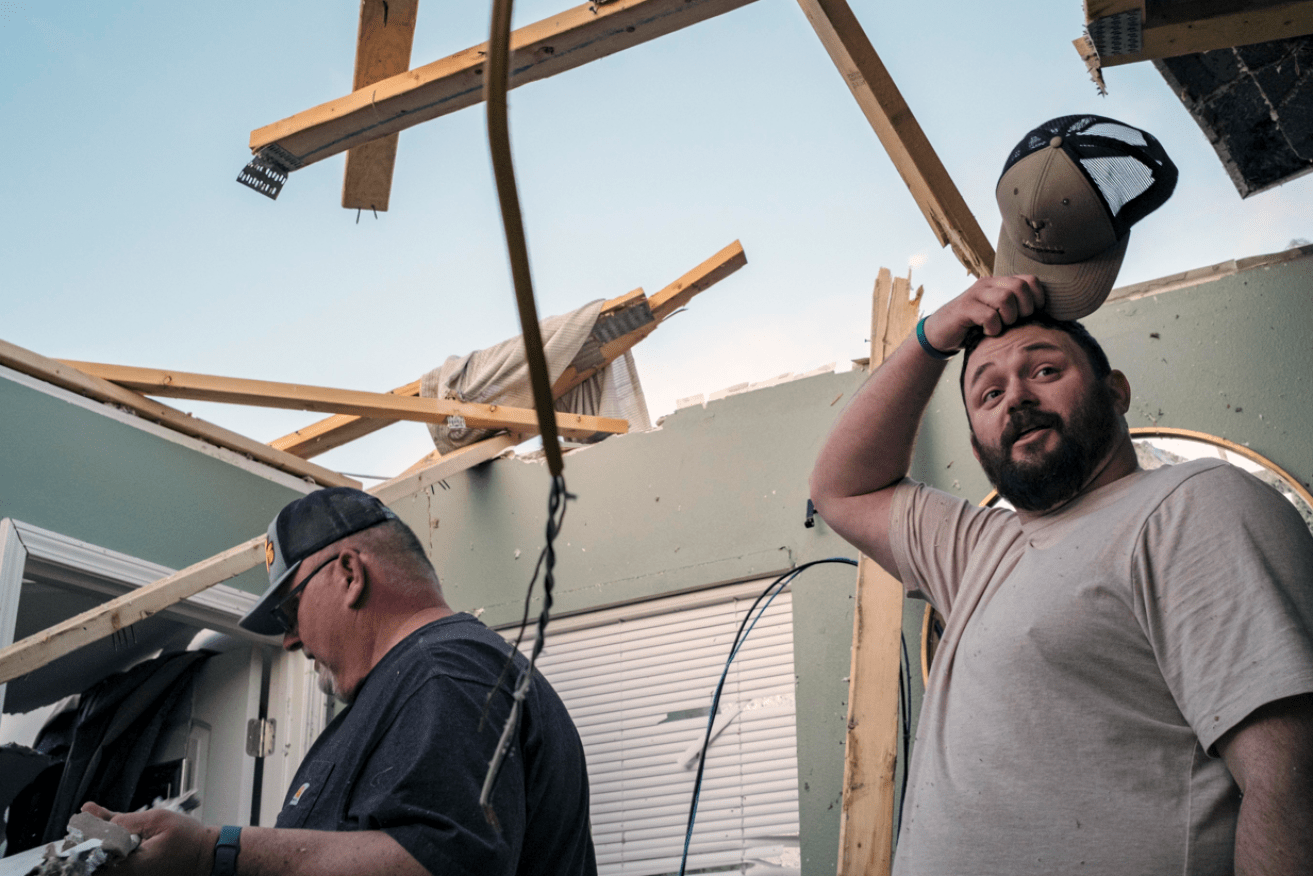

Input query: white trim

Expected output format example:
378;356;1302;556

0;520;27;711
494;574;791;640
0;364;319;495
1;518;257;635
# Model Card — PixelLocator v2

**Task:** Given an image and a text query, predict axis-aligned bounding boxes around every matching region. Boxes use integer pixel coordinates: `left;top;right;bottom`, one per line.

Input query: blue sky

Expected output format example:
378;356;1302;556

3;0;1308;482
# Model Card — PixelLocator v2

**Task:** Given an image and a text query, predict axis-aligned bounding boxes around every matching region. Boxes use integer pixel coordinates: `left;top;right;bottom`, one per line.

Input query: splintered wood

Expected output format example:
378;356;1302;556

837;267;919;876
342;0;419;211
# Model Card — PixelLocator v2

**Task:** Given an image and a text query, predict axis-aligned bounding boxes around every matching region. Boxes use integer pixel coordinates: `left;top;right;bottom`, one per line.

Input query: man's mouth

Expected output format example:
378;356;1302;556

1004;413;1061;449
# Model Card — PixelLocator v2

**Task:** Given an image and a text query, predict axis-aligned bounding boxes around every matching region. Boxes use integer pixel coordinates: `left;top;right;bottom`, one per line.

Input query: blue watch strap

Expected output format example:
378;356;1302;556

213;825;241;876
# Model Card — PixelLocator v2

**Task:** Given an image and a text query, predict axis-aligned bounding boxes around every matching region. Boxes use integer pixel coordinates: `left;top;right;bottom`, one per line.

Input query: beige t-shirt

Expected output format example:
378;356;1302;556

889;459;1313;876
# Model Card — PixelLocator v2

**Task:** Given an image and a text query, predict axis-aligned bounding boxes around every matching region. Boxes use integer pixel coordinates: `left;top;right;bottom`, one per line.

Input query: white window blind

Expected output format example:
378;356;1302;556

508;581;801;876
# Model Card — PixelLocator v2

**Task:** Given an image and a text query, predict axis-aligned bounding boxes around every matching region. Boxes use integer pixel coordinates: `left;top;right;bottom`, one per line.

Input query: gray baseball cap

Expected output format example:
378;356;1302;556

239;488;398;636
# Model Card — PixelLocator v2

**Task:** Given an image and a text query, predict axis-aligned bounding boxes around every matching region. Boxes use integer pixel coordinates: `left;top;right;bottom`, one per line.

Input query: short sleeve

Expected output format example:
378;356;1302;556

350;675;525;876
1133;464;1313;754
890;478;1017;617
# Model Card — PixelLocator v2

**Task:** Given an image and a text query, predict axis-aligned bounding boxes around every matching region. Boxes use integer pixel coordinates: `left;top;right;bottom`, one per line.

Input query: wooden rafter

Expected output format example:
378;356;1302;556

1079;1;1313;69
248;0;758;175
0;339;358;488
342;0;419;211
268;240;748;459
55;362;629;441
795;0;994;278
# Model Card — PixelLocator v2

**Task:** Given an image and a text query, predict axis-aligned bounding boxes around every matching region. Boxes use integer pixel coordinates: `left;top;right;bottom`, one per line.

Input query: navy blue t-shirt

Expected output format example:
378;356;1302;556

275;613;596;876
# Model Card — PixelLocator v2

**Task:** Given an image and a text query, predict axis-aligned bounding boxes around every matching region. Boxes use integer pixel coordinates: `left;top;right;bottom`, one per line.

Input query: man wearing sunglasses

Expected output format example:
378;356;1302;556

82;487;597;876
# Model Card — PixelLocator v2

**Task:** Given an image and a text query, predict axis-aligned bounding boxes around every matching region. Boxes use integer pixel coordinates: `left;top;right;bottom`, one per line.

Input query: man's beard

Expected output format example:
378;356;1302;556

973;380;1119;513
312;659;354;704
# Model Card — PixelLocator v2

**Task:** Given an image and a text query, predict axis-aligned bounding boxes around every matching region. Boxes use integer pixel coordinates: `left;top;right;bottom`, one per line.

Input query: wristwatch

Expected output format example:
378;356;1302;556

213;825;241;876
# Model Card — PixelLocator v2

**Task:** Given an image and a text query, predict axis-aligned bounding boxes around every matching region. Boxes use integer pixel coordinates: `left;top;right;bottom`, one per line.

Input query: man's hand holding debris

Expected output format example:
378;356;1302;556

78;803;430;876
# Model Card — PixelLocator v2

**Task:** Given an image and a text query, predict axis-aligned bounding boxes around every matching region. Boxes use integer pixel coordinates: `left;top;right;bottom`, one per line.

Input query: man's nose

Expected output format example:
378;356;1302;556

282;630;302;652
1004;380;1039;412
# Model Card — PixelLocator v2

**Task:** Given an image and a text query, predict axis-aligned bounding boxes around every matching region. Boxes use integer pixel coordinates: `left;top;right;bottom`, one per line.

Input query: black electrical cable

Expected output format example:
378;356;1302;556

485;0;563;477
479;0;573;825
677;557;859;876
479;475;572;825
896;631;912;838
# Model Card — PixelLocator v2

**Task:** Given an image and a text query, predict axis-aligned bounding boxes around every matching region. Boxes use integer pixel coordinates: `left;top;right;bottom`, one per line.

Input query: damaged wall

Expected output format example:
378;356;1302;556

392;245;1313;875
0;366;311;596
385;365;874;875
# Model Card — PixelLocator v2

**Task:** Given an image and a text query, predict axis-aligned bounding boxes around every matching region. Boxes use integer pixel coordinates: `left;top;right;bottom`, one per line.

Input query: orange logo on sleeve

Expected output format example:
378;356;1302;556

266;539;275;570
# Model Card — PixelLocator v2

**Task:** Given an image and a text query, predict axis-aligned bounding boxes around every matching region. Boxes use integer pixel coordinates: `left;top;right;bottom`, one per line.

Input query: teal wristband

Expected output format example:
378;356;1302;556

213;825;241;876
916;316;955;360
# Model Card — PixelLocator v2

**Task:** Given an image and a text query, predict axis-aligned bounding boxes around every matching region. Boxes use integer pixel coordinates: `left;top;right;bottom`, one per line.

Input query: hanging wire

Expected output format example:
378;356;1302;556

480;0;576;821
479;475;572;826
485;0;563;477
479;474;573;731
678;557;859;876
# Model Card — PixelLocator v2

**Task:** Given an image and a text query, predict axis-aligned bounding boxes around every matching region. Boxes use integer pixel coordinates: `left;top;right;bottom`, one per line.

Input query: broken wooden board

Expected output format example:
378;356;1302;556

269;379;421;459
372;432;521;505
552;240;748;396
268;240;747;459
835;267;919;876
56;362;628;441
248;0;759;175
795;0;994;278
342;0;419;211
1;339;358;489
1080;1;1313;68
0;537;266;687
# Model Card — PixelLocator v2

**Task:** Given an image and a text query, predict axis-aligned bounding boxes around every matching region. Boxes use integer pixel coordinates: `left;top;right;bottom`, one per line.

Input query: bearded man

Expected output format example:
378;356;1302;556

810;116;1313;876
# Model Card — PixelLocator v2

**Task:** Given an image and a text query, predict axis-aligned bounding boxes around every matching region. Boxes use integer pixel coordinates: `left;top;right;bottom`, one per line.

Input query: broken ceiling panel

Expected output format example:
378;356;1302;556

1155;34;1313;196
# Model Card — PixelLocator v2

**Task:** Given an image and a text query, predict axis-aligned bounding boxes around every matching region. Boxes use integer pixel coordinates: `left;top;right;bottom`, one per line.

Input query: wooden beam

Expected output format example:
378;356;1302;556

248;0;758;173
1094;1;1313;67
342;0;419;211
0;431;524;687
270;240;746;459
270;380;421;458
794;0;994;279
372;433;521;504
552;240;748;395
648;239;747;321
0;339;358;488
0;537;266;686
836;268;919;876
57;361;628;440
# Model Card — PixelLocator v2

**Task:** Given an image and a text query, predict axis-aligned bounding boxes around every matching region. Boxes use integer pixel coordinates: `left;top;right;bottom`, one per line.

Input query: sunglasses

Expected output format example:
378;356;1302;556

270;553;340;636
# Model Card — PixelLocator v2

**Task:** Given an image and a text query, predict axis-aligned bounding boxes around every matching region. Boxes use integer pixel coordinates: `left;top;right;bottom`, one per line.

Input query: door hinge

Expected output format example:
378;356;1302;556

246;717;276;757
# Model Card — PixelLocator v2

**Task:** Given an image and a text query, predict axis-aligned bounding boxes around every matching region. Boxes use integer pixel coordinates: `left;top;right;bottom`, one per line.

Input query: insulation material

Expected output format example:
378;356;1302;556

421;300;651;454
1156;35;1313;197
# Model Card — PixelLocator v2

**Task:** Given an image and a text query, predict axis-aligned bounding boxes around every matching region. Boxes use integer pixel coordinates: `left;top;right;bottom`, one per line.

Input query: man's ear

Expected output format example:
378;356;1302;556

1107;370;1132;415
340;550;368;609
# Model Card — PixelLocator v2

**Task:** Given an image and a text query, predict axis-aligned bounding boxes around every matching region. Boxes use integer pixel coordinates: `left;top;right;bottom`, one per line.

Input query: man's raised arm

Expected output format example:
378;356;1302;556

808;275;1043;574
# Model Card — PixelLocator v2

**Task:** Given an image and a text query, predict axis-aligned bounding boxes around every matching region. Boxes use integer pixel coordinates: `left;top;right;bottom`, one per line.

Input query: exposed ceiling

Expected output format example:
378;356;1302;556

1079;1;1313;195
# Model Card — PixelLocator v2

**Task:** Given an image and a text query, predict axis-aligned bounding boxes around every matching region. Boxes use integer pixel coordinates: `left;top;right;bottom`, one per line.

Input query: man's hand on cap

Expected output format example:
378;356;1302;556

923;275;1046;353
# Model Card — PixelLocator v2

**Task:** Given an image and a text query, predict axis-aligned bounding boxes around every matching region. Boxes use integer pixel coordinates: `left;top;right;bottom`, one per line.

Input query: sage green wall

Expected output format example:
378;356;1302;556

0;371;307;595
385;368;870;875
389;251;1313;876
